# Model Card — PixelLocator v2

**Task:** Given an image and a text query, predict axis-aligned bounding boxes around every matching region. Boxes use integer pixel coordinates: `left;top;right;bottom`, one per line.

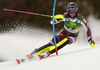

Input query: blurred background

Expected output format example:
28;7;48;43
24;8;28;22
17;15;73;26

0;0;100;32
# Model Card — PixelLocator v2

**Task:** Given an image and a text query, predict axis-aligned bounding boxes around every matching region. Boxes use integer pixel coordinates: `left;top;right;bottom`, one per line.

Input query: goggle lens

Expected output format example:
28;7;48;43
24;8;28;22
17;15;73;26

67;10;76;14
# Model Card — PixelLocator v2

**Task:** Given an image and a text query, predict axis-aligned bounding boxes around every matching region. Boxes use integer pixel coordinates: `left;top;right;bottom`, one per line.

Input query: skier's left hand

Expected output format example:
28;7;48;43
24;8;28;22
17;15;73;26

88;37;96;47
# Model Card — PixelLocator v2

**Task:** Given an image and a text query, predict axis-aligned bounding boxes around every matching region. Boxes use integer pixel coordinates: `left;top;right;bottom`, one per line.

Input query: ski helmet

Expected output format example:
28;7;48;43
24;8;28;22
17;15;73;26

66;2;78;17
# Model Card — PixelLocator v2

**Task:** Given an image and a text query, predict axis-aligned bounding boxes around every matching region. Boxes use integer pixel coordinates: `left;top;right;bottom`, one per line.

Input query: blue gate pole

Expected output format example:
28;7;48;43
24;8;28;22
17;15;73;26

52;0;58;55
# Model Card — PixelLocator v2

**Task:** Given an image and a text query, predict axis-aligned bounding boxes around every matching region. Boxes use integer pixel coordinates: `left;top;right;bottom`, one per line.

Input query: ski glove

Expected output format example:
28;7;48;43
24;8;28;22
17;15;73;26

50;19;62;25
88;36;96;47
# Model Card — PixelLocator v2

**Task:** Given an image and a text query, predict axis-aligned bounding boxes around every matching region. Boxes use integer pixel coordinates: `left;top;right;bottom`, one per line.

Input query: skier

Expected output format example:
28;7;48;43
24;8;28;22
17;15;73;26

25;2;96;61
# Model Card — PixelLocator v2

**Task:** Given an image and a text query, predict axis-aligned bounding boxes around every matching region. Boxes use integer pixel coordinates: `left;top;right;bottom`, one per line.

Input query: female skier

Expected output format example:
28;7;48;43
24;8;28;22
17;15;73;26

26;2;96;60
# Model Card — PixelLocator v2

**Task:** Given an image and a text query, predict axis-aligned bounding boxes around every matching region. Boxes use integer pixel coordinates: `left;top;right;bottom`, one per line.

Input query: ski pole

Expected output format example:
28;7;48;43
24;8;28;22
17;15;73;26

52;0;58;55
4;8;64;19
4;8;51;17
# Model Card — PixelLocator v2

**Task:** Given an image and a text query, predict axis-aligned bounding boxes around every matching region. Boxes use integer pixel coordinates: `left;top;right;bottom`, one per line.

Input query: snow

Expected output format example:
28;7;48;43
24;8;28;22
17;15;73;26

0;15;100;70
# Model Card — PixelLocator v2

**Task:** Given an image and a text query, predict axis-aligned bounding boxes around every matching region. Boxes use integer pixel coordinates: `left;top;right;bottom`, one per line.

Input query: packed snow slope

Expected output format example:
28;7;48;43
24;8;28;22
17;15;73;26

0;15;100;70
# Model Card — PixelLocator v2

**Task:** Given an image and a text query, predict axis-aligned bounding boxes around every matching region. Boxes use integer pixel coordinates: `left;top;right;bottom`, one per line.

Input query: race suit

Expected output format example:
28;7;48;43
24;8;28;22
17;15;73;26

32;13;92;57
50;13;91;44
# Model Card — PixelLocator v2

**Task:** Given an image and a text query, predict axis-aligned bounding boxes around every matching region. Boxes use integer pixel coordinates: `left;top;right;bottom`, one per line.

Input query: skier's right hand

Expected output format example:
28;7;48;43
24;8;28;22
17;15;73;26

50;19;60;25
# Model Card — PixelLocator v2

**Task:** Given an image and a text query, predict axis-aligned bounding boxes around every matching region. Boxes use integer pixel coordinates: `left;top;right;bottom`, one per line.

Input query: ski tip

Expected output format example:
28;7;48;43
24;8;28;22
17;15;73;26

16;59;20;64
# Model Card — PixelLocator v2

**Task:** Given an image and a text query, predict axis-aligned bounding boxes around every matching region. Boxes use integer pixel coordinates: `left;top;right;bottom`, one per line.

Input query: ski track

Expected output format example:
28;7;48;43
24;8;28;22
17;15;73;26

0;15;100;70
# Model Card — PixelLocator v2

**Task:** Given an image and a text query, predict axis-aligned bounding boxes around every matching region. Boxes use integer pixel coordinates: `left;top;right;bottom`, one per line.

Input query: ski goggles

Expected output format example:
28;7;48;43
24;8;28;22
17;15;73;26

67;9;78;14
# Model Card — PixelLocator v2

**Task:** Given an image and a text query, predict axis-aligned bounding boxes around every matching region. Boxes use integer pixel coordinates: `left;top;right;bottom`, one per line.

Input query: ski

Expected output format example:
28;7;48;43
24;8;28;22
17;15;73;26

16;55;42;64
16;53;33;64
16;58;26;64
16;59;21;64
